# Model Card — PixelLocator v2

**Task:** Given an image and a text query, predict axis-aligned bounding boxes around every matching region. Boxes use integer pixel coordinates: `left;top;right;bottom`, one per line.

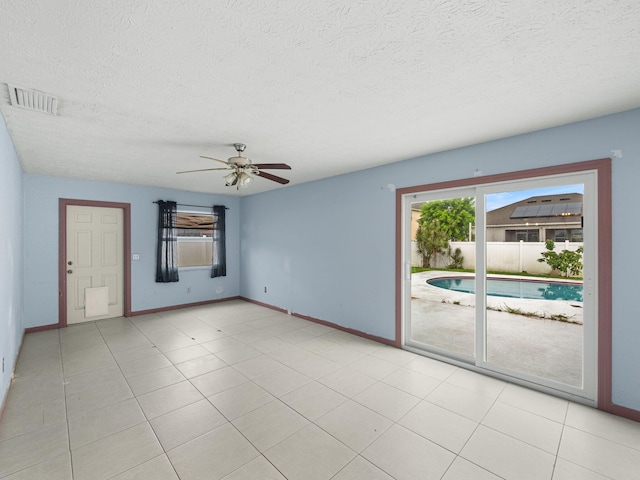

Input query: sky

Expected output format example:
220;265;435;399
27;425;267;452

485;184;584;211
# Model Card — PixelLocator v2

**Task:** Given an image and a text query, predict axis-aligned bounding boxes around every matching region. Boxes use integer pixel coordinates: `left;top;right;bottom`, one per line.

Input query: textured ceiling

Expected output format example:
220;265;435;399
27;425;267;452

1;1;639;195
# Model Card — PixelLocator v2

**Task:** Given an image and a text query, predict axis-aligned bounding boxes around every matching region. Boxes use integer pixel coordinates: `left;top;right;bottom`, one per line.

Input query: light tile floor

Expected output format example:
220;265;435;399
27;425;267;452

1;300;639;479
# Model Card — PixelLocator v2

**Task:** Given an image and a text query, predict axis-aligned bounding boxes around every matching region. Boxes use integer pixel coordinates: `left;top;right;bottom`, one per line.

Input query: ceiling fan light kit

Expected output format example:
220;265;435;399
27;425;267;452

224;171;238;186
177;143;291;190
238;171;252;187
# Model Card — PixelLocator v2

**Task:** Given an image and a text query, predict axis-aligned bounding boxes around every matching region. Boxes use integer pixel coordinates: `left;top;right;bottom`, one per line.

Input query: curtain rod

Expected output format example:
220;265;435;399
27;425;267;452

153;201;229;210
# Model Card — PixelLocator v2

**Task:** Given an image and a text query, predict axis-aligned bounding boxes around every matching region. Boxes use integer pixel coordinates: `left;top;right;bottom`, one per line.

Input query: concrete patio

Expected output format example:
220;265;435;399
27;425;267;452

409;271;584;387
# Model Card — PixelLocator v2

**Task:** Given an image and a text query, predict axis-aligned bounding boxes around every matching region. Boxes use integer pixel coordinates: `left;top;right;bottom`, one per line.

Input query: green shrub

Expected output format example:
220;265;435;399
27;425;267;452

537;240;583;277
447;247;464;269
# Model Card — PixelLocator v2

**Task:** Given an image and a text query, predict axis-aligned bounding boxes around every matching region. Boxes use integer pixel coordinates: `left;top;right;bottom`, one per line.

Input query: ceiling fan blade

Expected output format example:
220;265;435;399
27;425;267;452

256;171;290;184
252;163;291;170
200;155;230;166
177;167;231;174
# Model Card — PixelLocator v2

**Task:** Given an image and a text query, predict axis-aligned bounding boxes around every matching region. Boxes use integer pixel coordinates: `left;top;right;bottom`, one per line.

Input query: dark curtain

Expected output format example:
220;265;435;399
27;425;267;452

156;200;179;282
211;205;227;278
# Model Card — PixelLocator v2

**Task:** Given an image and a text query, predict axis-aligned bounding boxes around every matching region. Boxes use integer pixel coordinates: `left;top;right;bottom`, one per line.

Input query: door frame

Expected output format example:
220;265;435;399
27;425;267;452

401;176;596;398
394;158;627;417
58;198;132;328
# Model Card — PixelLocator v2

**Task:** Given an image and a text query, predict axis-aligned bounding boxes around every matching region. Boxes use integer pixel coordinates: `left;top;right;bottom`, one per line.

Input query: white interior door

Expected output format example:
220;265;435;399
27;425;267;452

66;205;124;324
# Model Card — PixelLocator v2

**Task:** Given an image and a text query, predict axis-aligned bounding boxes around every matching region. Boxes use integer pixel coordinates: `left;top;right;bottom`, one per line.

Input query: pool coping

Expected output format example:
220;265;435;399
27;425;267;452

411;270;584;324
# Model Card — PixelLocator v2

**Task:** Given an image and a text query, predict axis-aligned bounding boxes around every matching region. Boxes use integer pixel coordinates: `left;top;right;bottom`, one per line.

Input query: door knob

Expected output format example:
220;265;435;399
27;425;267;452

67;269;73;274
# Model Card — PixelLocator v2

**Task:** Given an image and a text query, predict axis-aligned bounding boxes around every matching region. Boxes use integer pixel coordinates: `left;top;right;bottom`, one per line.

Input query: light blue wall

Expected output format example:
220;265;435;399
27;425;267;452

23;176;240;327
0;115;24;405
5;108;640;412
240;108;640;411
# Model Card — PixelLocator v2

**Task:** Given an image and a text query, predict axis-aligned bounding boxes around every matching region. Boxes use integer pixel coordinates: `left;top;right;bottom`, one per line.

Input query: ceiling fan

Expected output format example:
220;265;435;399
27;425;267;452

177;143;291;189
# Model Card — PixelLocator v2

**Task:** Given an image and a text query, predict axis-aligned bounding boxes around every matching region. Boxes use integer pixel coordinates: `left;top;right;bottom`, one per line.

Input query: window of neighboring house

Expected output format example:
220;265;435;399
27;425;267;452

546;228;583;242
571;229;584;242
505;229;540;242
176;212;214;267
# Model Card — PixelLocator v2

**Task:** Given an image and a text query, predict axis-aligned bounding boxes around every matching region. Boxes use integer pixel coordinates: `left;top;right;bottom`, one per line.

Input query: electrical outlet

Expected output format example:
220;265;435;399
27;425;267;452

264;286;267;293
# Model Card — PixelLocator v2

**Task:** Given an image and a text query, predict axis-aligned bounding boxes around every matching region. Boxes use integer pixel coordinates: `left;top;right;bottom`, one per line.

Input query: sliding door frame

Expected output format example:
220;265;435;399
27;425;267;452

395;158;619;414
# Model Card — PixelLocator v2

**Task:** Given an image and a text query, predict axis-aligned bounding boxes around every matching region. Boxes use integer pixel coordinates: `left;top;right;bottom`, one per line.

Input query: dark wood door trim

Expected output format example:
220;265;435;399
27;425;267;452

56;198;132;329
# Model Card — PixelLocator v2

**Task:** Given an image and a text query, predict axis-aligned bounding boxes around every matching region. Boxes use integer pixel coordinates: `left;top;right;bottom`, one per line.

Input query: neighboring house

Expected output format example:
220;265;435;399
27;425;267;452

411;193;581;244
486;193;583;242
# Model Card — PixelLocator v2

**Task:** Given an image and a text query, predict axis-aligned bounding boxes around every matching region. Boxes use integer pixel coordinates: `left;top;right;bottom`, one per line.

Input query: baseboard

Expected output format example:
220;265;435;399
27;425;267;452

0;329;25;423
240;296;398;348
129;296;241;316
25;323;60;334
0;374;10;424
603;402;640;423
25;296;242;333
0;380;8;424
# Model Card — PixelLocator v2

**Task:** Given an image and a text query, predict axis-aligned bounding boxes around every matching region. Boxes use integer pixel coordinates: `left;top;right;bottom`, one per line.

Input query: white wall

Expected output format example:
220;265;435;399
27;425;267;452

240;108;640;411
0;115;24;406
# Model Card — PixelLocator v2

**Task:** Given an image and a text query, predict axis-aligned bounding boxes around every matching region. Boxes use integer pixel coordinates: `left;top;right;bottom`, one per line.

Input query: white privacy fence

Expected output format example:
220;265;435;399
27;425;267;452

178;237;213;267
411;241;584;275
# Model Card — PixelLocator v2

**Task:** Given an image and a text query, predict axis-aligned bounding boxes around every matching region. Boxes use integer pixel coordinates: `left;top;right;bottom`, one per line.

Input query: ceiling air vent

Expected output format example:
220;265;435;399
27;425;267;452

8;84;58;115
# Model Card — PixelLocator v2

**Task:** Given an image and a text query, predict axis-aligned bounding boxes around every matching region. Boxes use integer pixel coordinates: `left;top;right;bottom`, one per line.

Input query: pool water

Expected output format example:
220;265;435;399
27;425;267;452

427;277;583;302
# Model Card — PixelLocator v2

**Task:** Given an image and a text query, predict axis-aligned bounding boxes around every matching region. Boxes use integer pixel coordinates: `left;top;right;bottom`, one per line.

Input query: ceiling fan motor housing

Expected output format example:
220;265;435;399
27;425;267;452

228;156;251;167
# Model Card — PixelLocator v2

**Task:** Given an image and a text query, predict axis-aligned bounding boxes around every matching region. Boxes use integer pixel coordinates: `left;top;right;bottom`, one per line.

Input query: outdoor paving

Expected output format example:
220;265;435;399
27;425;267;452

410;271;583;387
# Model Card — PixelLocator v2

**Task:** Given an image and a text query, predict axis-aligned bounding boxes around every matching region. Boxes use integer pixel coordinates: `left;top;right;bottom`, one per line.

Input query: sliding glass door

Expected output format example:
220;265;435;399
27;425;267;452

406;188;476;362
403;171;597;401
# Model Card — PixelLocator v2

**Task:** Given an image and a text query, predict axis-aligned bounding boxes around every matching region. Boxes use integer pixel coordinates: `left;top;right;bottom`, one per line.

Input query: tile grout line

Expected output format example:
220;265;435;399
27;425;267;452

58;328;77;480
8;302;640;479
93;316;172;479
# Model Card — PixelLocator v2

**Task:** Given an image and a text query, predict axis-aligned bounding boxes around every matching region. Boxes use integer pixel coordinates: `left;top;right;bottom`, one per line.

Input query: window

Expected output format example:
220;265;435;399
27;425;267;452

505;229;539;242
176;212;214;267
546;228;583;243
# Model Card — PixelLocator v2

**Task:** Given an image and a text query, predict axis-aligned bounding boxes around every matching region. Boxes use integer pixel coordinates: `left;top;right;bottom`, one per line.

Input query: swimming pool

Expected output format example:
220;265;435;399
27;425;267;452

427;277;583;302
